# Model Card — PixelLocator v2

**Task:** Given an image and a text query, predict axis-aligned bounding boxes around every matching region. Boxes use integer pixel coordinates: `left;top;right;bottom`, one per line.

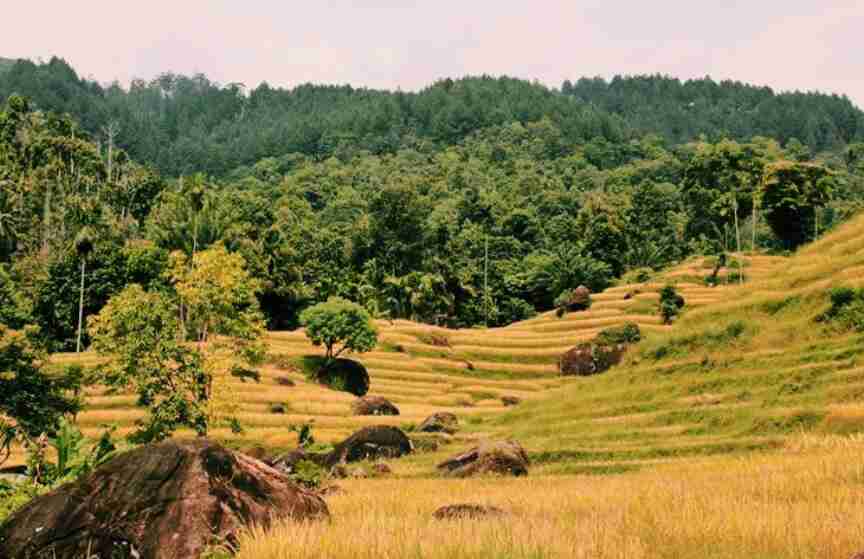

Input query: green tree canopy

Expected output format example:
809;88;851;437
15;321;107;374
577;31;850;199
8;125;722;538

0;326;80;465
89;244;266;442
300;297;379;362
760;161;835;249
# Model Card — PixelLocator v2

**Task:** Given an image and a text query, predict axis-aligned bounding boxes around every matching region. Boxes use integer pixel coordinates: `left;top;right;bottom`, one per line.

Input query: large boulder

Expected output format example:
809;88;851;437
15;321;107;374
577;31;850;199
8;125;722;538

351;395;400;416
437;440;529;477
558;342;626;376
417;412;459;434
0;439;328;559
318;358;370;396
325;426;413;467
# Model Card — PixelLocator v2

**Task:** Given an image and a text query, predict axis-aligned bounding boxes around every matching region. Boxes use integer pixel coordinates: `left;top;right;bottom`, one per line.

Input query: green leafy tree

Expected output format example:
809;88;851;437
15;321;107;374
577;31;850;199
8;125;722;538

0;265;31;329
300;297;378;363
90;244;266;442
681;140;767;254
659;284;685;324
760;161;835;249
0;326;80;466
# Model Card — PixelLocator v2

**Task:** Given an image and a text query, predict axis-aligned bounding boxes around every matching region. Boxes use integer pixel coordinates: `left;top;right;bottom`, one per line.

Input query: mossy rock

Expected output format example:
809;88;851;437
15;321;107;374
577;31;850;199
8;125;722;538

318;358;370;396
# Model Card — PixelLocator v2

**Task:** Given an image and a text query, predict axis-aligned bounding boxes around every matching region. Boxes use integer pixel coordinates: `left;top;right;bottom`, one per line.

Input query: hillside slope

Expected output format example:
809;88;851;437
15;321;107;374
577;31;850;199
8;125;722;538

493;213;864;473
28;251;782;469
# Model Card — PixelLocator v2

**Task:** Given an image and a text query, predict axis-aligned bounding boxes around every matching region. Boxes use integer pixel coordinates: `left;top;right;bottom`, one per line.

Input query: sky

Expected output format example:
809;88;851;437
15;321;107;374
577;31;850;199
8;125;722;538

3;1;863;107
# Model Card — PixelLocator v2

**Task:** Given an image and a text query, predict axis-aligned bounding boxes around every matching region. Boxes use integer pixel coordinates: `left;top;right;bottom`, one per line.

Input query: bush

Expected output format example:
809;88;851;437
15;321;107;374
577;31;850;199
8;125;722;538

288;459;323;489
819;286;864;332
0;480;44;524
659;284;685;324
558;322;641;377
621;267;653;284
554;286;591;317
559;343;627;376
0;326;80;462
596;322;642;345
828;287;857;313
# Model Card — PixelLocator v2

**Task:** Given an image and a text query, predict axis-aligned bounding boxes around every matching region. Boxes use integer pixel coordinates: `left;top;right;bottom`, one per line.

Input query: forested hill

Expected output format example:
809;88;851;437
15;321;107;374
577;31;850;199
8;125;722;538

2;57;864;351
0;58;16;75
0;57;862;177
563;76;864;151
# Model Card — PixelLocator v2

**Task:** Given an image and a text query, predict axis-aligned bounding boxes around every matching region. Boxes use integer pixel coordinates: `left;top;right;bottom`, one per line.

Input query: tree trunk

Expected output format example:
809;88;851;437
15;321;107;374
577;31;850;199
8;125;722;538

733;199;743;285
814;208;819;241
751;203;757;252
76;259;86;353
42;178;53;252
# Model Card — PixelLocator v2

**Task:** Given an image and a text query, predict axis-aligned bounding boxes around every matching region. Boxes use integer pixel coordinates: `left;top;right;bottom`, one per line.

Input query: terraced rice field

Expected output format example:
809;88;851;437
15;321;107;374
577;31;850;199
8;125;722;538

40;253;784;461
490;214;864;474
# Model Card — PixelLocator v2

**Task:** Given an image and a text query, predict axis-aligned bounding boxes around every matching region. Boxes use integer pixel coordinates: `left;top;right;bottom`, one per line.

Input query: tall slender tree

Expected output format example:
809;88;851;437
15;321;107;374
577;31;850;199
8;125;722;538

74;227;94;353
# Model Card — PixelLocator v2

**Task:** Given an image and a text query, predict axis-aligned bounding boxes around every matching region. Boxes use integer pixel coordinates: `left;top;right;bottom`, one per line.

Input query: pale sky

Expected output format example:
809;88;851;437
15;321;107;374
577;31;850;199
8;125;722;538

3;1;863;107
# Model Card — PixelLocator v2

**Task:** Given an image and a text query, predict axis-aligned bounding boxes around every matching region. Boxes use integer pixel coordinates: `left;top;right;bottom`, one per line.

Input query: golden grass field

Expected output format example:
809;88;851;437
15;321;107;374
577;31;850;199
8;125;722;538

30;214;864;557
237;437;864;559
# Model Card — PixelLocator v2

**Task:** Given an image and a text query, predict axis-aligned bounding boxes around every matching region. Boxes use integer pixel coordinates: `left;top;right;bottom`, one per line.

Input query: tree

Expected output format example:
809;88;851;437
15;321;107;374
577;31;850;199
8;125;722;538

382;272;454;324
659;284;685;324
681;140;769;252
300;297;378;363
90;286;205;442
760;161;835;249
74;227;94;353
90;244;265;442
0;265;31;329
0;326;80;466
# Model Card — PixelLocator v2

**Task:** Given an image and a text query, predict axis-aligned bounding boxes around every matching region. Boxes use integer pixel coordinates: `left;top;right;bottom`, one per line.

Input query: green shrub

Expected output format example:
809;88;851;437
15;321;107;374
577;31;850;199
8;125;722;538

0;481;44;524
621;267;653;284
828;287;857;313
659;284;685;324
554;286;591;317
288;459;323;489
559;343;627;376
596;322;642;345
819;286;864;332
287;423;315;448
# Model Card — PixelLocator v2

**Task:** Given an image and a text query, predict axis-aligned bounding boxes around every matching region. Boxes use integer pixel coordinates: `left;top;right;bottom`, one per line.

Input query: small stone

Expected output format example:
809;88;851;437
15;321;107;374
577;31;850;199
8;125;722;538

433;503;506;520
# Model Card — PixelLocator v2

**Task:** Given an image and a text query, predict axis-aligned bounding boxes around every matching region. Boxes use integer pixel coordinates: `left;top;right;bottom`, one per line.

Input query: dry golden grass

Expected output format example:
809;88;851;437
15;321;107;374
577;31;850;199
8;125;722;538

237;441;864;559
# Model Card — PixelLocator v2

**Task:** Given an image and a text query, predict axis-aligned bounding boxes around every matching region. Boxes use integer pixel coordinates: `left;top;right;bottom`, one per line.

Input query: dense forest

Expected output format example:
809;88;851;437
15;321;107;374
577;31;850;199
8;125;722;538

1;57;862;177
1;57;864;351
